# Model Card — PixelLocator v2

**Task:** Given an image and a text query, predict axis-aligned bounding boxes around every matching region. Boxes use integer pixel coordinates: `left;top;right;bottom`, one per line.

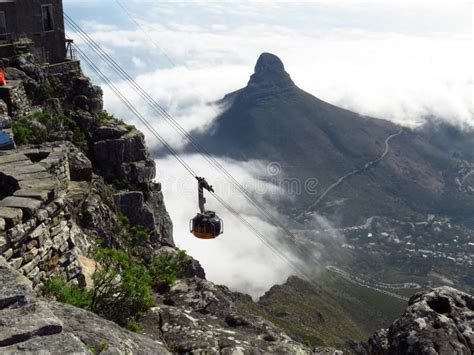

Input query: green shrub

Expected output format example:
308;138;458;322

12;112;86;149
99;340;109;351
12;113;49;145
149;250;190;287
114;212;150;244
90;248;154;326
41;248;154;327
126;321;141;332
41;277;92;309
96;110;115;125
64;116;87;150
116;212;130;226
168;342;181;353
111;179;145;192
12;122;31;145
34;79;56;103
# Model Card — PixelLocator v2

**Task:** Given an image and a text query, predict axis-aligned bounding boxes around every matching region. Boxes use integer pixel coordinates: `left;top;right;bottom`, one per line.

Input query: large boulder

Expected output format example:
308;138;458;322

113;185;173;247
92;129;149;183
68;150;92;182
367;287;474;354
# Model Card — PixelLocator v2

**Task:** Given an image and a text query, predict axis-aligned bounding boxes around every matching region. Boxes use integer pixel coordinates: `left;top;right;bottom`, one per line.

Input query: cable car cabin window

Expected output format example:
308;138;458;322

41;4;54;32
0;12;6;41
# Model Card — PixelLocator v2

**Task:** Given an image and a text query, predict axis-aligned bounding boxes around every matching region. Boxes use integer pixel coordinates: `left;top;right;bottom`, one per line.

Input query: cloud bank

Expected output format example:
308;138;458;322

69;4;472;143
155;154;345;297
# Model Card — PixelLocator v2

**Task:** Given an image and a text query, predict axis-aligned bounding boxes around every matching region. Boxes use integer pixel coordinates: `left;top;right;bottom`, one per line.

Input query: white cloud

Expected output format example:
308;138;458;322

155;154;341;298
90;23;472;140
131;56;146;69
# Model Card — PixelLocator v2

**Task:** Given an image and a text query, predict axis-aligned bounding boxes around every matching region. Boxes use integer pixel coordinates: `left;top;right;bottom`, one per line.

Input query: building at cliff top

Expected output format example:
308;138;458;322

0;0;70;64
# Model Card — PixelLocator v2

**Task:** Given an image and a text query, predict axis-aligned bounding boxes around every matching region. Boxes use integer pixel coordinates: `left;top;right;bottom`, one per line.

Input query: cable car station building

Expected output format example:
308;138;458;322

0;0;67;64
0;0;77;150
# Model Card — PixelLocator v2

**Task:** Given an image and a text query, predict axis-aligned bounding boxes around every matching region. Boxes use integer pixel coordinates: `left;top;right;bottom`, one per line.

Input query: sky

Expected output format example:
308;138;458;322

64;0;473;297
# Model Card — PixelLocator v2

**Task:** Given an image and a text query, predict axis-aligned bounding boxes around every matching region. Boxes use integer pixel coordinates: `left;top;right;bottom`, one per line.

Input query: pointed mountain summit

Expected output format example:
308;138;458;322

190;53;470;226
248;53;295;89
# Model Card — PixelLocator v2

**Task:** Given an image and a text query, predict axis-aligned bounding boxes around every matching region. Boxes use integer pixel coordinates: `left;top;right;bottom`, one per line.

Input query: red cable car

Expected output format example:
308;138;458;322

190;177;224;240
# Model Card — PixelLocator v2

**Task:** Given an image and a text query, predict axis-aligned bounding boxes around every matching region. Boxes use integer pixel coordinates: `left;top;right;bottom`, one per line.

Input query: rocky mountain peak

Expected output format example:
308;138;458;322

247;52;295;89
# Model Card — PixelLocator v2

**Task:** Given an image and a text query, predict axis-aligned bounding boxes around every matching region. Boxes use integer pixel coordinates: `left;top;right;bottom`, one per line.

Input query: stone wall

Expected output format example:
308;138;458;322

0;192;90;288
47;60;81;75
10;82;32;116
0;145;92;288
0;81;33;117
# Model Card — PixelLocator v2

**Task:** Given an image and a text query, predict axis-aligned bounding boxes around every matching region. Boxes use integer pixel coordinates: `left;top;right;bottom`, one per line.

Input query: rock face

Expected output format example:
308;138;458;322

248;52;295;91
114;187;174;247
141;277;339;355
0;256;170;354
92;129;151;183
367;287;474;354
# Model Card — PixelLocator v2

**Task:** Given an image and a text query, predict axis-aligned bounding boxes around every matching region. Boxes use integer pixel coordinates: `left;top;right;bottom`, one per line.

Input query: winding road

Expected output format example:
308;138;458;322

299;129;404;218
326;265;412;301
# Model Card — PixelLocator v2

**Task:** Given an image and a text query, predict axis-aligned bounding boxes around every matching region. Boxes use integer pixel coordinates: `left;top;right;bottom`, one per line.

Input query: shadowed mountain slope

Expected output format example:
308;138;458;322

190;53;473;226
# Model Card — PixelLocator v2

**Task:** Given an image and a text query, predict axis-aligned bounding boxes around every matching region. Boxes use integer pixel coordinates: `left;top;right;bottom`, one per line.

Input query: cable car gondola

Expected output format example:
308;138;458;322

190;177;224;239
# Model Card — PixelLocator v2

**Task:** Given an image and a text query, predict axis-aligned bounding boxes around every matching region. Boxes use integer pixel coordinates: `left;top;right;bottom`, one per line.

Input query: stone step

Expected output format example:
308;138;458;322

0;153;29;165
0;159;36;171
19;179;59;192
67;181;90;203
0;207;23;229
0;197;41;220
13;189;55;203
16;172;53;181
2;164;46;176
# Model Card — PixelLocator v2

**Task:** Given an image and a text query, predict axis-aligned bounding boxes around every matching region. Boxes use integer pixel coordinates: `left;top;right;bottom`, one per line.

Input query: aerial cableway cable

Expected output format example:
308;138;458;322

70;27;408;301
64;13;307;259
71;42;316;285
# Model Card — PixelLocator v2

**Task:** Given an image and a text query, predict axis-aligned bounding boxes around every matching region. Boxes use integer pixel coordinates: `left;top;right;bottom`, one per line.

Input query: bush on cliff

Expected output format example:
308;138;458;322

148;250;190;286
90;248;154;326
40;276;92;309
41;247;154;328
115;212;151;244
12;111;86;148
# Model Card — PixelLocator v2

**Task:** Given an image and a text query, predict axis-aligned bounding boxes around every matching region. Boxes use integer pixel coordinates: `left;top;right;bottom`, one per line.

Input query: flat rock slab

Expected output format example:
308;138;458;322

19;179;59;192
0;197;42;219
0;301;63;347
48;302;170;354
14;189;54;202
0;159;36;171
0;207;23;229
2;164;46;176
0;153;29;165
15;172;54;181
0;257;32;310
0;332;88;354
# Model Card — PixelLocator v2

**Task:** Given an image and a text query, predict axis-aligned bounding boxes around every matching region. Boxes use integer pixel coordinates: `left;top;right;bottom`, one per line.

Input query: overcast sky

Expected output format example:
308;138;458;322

64;0;473;297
